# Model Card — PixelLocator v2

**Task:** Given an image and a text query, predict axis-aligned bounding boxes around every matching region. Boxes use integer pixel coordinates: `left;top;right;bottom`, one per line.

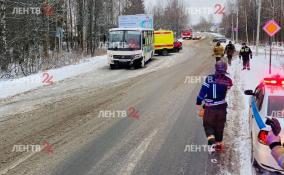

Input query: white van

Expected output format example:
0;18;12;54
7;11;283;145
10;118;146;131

107;28;154;69
107;15;154;69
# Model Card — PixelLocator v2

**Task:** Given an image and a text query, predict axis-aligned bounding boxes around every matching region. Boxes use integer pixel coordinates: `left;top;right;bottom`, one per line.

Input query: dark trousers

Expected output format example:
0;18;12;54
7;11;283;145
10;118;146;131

216;57;221;62
203;105;227;143
242;58;250;69
227;55;233;65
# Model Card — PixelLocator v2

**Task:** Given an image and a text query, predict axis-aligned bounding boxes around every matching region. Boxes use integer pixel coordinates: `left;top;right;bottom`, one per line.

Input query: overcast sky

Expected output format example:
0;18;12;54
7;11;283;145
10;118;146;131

144;0;228;25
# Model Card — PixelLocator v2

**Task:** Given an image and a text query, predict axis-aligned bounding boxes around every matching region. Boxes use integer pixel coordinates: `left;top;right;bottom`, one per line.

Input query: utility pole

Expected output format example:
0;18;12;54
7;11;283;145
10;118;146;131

256;0;262;56
119;0;121;15
231;13;234;42
269;37;272;74
236;9;239;43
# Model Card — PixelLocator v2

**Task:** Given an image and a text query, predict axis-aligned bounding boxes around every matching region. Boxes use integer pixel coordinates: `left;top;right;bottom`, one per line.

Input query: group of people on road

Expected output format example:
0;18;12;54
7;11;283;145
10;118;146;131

196;40;284;170
196;41;253;152
212;41;253;70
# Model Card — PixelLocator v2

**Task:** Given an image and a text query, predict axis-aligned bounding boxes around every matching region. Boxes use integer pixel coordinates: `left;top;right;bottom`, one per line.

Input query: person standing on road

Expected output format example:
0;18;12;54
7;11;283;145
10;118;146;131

224;41;236;65
239;43;252;70
196;61;233;151
213;42;224;62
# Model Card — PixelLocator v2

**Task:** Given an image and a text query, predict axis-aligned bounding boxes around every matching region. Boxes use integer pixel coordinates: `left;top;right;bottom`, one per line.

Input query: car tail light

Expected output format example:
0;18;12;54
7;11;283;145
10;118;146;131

271;80;277;84
264;79;277;85
258;130;268;145
264;76;284;86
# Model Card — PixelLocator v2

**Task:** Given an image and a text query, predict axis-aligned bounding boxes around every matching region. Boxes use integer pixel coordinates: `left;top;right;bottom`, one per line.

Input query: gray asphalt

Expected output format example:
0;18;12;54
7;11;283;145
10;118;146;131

51;38;222;175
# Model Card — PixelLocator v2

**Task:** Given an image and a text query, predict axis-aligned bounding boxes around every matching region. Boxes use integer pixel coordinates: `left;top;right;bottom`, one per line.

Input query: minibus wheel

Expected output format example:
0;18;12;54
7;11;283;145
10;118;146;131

162;49;168;56
110;64;116;69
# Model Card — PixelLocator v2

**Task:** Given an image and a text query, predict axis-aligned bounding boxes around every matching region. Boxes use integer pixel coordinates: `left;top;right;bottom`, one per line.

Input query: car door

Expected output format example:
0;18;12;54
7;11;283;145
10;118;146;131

251;86;265;144
255;86;265;112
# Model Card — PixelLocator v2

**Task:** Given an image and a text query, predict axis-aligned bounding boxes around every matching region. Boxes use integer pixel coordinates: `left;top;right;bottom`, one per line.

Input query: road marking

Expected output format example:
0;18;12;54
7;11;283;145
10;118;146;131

0;152;37;175
119;129;158;175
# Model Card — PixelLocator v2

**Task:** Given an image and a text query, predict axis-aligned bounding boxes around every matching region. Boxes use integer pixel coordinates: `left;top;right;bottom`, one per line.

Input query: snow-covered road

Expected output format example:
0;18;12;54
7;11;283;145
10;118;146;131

1;36;283;175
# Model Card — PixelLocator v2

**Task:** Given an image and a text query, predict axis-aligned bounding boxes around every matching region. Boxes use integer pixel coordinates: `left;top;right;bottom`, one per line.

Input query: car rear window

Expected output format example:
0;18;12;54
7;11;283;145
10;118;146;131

267;96;284;117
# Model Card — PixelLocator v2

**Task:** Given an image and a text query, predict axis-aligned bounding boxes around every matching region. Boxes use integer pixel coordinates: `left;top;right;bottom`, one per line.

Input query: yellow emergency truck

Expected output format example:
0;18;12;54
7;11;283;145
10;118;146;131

154;30;174;56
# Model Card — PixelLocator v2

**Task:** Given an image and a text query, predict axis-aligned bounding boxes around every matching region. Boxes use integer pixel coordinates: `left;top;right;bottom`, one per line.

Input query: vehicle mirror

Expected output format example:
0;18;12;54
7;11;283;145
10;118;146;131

244;90;255;96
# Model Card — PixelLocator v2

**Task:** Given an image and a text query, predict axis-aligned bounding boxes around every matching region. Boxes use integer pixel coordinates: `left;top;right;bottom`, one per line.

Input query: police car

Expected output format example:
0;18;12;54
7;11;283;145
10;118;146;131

245;75;284;173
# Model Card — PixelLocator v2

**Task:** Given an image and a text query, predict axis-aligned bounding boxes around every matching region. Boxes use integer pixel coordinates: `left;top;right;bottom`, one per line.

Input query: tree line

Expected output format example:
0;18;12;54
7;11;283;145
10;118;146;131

0;0;144;77
149;0;189;37
0;0;189;78
221;0;284;45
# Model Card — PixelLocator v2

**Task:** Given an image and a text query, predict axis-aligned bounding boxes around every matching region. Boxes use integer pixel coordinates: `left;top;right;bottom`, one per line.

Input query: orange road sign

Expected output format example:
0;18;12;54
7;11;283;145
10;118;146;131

263;20;281;37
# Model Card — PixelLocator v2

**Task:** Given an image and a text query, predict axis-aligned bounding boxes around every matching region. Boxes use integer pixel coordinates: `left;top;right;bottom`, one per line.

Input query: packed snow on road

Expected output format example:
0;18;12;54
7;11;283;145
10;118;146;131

2;0;284;174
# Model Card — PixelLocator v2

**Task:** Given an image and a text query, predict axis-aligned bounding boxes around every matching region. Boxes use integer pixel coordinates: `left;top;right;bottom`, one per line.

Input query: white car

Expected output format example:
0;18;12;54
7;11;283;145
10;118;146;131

245;75;284;174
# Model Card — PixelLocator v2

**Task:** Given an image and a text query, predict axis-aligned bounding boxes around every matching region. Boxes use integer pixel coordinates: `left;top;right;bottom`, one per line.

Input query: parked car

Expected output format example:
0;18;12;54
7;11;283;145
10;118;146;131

173;40;183;52
192;32;202;40
108;15;154;69
154;30;174;56
213;37;227;43
245;75;284;174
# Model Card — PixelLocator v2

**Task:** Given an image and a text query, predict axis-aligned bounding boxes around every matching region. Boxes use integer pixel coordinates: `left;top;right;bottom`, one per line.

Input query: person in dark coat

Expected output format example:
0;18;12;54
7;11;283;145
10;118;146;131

239;43;252;70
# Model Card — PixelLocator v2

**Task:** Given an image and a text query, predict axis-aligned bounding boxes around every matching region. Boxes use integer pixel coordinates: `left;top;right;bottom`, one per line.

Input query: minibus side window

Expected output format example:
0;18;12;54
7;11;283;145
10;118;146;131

142;31;146;45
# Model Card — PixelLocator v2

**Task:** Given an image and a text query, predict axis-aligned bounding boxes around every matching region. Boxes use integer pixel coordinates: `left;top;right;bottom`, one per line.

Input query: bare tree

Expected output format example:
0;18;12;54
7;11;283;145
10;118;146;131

0;0;145;78
123;0;145;15
0;0;8;70
149;0;189;36
221;0;284;44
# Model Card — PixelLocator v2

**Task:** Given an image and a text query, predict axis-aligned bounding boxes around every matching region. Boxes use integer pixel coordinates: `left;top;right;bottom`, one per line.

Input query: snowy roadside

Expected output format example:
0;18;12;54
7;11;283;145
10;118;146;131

223;58;252;175
0;55;108;99
0;46;193;101
216;58;252;175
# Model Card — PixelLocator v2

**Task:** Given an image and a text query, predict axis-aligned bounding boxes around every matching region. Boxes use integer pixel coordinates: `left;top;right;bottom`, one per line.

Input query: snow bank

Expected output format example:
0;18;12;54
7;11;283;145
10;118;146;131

0;55;108;99
226;57;253;175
